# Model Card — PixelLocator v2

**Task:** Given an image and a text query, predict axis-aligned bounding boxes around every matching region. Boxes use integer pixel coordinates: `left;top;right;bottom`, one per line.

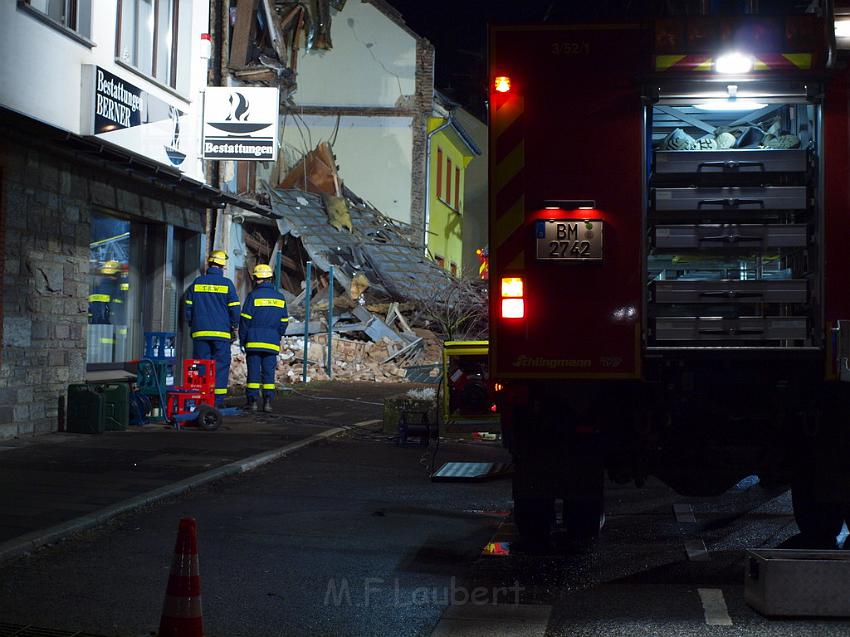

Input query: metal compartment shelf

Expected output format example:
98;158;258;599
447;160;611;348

654;316;808;341
651;279;807;304
653;224;808;250
653;187;807;212
654;149;809;176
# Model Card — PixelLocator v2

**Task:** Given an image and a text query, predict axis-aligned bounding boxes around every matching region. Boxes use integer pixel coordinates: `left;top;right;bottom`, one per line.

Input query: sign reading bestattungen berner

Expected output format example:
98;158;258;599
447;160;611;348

80;65;189;169
203;87;279;161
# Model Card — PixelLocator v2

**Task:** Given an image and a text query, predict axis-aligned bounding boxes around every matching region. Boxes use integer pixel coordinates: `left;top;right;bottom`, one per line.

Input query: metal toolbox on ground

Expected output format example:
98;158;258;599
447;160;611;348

654;149;809;176
651;279;807;304
746;549;850;617
653;186;808;212
653;224;808;249
654;316;807;341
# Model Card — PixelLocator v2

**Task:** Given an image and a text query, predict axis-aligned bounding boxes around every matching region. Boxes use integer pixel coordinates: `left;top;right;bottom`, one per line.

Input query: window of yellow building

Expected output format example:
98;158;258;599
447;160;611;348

436;148;443;199
446;158;452;206
454;166;460;210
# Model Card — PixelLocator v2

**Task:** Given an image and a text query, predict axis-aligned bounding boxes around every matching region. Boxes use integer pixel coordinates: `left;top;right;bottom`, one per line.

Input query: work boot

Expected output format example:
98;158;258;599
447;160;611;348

262;399;273;413
248;400;258;412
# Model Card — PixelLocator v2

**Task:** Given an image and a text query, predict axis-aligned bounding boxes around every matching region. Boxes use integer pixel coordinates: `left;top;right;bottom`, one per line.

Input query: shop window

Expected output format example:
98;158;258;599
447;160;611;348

450;262;458;277
22;0;92;38
454;167;461;210
88;212;134;365
118;0;178;87
435;255;445;268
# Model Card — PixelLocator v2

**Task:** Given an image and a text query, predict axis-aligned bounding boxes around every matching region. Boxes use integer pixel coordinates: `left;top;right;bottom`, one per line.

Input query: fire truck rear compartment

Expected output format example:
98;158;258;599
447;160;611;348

646;95;821;349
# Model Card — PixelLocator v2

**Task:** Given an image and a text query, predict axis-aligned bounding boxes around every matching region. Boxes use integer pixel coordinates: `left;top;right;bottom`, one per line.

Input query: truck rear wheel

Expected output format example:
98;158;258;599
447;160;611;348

513;497;554;551
564;497;604;546
791;478;844;548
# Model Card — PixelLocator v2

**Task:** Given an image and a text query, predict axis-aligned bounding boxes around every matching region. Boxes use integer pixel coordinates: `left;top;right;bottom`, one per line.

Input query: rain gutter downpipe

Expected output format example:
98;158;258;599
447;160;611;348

422;117;454;251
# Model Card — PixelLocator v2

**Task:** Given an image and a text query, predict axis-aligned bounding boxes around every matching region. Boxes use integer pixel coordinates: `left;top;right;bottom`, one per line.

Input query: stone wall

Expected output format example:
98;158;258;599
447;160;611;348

0;141;205;439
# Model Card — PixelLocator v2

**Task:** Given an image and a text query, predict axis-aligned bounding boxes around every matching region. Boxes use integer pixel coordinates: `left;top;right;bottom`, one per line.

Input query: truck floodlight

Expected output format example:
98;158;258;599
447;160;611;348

715;52;753;74
542;199;596;210
694;99;767;111
494;76;512;93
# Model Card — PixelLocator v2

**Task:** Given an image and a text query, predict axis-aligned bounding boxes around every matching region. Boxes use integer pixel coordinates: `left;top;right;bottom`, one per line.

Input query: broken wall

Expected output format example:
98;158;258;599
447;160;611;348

292;1;418;108
282;114;414;223
278;0;432;234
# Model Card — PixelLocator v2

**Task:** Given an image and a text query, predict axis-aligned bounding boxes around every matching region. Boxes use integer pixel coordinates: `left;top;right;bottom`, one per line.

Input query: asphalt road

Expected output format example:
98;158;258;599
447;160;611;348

2;426;850;636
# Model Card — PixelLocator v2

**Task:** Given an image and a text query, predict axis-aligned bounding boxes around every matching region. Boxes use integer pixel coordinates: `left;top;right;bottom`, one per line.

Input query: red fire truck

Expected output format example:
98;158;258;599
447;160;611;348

489;4;850;548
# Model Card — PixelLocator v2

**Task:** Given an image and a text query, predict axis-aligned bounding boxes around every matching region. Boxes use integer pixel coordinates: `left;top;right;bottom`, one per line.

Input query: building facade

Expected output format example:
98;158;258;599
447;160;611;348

0;1;267;438
425;99;481;276
278;0;434;234
453;107;488;278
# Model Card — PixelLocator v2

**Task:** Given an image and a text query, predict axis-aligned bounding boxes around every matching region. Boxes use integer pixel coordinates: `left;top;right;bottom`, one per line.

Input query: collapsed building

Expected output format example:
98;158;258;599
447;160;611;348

223;136;489;385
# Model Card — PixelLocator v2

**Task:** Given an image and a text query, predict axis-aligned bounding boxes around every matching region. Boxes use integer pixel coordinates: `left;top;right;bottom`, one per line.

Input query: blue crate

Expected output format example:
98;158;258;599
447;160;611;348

144;332;176;360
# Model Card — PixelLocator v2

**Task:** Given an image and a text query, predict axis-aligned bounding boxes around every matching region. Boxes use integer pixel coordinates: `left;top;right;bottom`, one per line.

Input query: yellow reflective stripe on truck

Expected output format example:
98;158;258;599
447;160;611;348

492;94;526;271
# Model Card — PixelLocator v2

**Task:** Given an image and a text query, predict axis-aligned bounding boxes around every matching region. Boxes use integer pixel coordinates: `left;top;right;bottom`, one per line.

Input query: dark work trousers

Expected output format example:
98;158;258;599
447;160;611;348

246;352;277;402
193;339;231;406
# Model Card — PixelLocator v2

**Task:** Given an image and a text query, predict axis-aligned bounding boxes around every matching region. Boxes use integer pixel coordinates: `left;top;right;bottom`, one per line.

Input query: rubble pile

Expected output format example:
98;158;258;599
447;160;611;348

229;327;443;387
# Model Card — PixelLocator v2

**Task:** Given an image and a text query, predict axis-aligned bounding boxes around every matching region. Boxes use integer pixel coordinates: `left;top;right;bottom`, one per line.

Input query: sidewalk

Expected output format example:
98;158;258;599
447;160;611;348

0;382;415;560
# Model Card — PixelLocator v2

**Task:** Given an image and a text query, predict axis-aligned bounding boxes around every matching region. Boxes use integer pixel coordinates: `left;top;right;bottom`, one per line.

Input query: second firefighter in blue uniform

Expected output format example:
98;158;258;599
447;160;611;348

239;264;288;412
184;250;241;406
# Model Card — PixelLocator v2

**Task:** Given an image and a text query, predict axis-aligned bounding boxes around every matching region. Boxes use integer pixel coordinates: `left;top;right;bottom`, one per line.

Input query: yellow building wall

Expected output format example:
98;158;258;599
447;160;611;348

427;117;473;277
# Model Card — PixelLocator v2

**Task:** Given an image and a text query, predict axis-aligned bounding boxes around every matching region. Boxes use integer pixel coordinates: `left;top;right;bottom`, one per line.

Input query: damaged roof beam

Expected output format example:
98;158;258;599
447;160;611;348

230;0;260;70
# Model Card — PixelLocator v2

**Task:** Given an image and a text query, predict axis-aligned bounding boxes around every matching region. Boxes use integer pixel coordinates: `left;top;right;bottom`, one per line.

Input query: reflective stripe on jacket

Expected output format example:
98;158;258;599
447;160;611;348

185;266;240;340
239;282;288;352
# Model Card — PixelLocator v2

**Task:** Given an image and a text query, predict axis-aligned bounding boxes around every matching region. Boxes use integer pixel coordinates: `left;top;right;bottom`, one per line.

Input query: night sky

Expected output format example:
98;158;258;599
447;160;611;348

387;1;668;117
386;0;812;118
388;0;557;118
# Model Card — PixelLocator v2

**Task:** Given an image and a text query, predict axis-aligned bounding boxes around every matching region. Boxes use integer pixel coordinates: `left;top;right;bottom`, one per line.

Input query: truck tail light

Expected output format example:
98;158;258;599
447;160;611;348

500;276;525;319
501;298;525;319
494;76;511;93
501;277;523;298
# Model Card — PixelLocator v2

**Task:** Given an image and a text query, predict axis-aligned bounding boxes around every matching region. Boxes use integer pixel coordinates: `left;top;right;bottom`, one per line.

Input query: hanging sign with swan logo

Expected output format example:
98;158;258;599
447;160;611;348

202;87;279;160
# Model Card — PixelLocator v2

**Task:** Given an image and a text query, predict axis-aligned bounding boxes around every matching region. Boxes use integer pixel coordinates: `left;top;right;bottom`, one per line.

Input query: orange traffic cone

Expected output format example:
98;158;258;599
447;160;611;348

158;517;204;637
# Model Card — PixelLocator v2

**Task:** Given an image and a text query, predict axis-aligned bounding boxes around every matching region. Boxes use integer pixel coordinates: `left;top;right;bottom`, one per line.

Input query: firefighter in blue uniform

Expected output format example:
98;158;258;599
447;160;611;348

88;260;121;325
185;250;240;407
239;264;289;412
